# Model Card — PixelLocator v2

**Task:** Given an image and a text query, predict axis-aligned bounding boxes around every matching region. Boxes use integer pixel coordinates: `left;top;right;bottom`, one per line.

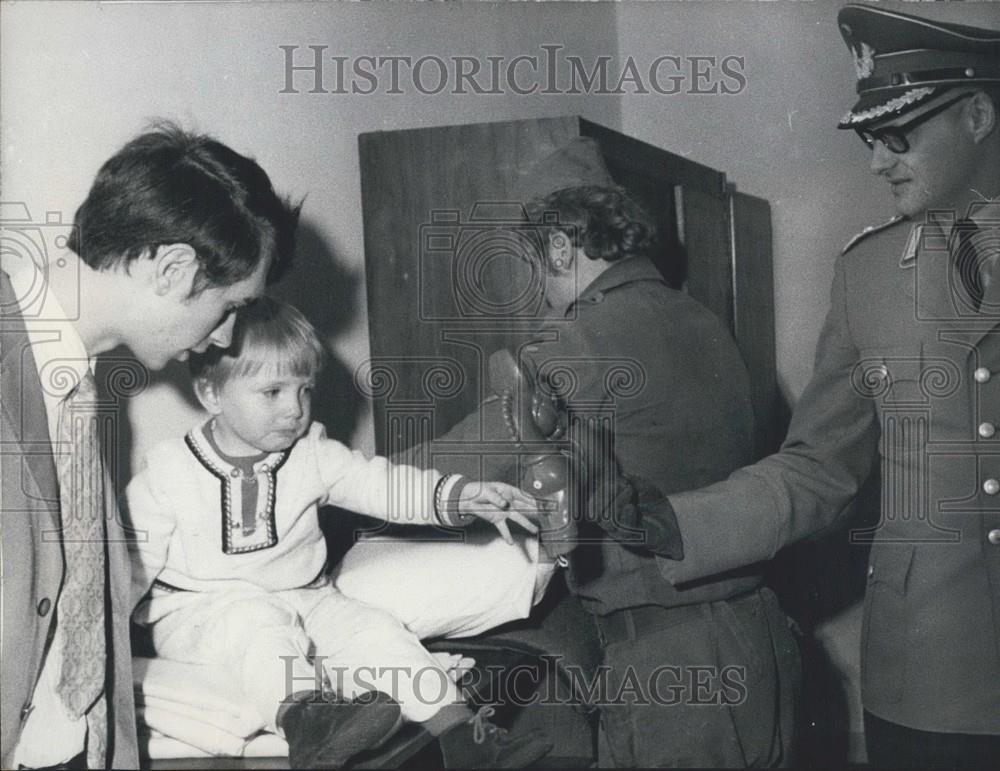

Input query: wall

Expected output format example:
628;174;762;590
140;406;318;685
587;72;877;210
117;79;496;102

616;0;1000;400
8;1;995;455
0;0;621;465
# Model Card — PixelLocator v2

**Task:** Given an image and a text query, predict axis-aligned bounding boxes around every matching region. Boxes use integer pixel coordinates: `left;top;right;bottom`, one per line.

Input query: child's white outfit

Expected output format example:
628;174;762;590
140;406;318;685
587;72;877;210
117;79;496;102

126;420;525;732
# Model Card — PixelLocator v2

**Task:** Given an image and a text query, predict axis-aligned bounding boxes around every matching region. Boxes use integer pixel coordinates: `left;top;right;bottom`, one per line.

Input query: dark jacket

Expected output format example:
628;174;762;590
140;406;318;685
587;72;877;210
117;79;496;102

417;257;762;612
405;257;797;766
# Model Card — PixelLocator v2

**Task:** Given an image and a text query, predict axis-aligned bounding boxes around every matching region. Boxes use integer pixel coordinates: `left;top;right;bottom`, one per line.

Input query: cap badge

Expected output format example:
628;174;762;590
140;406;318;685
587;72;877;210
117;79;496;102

853;41;876;80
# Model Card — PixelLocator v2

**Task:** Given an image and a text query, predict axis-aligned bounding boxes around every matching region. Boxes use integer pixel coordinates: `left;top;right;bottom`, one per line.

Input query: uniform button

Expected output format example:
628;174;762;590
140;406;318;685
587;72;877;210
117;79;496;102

984;479;1000;495
979;422;996;438
874;364;889;380
989;529;1000;545
37;597;51;616
975;367;991;384
20;702;33;722
867;565;874;578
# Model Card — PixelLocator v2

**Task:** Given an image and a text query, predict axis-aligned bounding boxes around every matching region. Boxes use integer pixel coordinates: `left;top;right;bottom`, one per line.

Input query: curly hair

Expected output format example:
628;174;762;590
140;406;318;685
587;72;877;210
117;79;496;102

526;185;658;265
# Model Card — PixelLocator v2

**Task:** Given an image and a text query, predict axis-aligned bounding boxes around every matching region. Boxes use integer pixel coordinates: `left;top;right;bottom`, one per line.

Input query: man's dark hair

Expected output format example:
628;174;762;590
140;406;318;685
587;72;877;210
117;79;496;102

68;121;300;290
527;185;658;264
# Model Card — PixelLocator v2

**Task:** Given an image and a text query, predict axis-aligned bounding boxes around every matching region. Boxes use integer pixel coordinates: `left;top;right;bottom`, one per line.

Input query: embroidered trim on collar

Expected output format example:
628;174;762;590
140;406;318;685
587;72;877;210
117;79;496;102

184;430;290;555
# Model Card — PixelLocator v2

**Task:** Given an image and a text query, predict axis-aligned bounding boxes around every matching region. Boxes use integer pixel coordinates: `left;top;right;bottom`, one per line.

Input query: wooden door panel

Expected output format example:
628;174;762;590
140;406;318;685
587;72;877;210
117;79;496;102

360;118;582;452
360;116;776;457
731;191;780;457
680;186;734;332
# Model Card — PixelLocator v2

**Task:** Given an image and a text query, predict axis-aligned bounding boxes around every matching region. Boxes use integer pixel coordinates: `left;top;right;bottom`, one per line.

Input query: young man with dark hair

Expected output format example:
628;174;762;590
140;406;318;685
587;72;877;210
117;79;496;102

68;123;297;290
1;123;303;768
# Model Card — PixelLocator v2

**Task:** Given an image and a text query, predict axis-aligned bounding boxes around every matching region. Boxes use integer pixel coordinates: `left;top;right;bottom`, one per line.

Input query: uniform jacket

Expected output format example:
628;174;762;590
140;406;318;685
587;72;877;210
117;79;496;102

410;257;761;613
0;271;139;768
663;213;1000;734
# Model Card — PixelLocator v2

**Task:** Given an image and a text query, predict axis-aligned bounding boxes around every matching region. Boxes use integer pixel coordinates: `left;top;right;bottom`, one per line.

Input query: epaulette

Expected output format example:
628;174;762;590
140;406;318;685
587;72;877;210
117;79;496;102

841;215;905;255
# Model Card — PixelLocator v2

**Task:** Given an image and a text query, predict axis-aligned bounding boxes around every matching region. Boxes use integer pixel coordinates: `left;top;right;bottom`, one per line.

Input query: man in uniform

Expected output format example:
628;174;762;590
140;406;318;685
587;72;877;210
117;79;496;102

618;5;1000;766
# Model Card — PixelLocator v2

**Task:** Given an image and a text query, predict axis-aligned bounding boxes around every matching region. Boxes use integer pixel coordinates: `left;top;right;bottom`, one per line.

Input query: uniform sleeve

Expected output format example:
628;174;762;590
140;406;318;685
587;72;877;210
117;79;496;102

661;256;880;582
122;458;177;611
310;424;447;525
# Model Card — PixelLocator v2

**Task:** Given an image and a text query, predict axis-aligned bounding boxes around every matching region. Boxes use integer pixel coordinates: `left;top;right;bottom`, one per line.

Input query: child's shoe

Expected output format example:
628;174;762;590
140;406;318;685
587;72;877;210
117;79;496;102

439;705;553;769
279;690;402;769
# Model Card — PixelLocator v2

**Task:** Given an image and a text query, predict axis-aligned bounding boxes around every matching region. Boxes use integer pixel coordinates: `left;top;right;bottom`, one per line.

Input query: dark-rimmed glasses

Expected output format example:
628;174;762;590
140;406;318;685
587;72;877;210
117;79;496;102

856;92;975;154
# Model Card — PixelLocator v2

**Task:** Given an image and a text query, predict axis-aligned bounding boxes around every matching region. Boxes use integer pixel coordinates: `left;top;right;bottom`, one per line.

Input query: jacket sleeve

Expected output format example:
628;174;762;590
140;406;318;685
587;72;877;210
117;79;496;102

659;256;880;583
122;459;177;612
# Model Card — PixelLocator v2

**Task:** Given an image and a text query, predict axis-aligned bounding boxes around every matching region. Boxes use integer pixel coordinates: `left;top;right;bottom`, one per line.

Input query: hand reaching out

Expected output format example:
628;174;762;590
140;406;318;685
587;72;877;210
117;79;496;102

455;481;541;544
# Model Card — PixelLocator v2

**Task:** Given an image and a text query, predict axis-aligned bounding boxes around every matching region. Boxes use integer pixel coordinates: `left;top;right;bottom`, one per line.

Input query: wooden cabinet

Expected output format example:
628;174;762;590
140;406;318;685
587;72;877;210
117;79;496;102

359;116;779;458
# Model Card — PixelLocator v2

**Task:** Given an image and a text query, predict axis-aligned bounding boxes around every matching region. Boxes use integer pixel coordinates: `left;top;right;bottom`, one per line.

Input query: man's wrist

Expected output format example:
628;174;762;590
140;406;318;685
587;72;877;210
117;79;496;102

590;474;684;560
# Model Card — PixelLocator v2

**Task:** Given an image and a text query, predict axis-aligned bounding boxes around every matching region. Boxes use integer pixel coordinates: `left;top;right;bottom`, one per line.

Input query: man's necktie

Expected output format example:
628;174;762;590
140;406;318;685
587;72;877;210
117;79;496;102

953;219;986;311
54;369;108;765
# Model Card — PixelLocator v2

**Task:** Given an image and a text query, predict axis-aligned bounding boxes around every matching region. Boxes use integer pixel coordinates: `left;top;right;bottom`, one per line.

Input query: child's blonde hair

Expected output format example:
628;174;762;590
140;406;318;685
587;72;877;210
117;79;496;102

189;296;324;389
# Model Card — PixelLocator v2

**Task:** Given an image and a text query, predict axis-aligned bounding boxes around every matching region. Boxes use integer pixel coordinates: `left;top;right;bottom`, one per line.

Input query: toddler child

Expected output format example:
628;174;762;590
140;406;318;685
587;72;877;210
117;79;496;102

126;297;551;768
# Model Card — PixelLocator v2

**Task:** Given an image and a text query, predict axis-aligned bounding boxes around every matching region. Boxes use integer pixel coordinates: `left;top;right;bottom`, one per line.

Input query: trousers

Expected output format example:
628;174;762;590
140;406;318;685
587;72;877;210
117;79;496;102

146;580;463;732
864;710;1000;769
596;588;800;768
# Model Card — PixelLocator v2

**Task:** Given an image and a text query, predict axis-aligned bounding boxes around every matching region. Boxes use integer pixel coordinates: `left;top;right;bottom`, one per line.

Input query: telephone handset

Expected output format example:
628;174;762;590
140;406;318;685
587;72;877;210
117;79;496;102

488;348;577;558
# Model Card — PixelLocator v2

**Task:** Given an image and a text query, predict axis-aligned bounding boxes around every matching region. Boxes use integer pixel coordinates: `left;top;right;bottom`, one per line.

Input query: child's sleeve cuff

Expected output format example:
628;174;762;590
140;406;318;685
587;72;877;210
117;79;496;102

433;474;475;527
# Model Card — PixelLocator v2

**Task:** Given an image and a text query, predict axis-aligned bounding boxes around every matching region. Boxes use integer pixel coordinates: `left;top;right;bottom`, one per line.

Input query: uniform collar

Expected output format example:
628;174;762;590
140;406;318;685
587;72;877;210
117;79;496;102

902;203;1000;347
898;218;921;268
564;257;665;316
900;201;1000;269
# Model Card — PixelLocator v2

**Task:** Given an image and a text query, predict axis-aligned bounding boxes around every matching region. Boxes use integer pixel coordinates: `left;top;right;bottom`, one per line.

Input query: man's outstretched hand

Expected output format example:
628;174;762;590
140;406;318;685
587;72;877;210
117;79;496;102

569;416;683;559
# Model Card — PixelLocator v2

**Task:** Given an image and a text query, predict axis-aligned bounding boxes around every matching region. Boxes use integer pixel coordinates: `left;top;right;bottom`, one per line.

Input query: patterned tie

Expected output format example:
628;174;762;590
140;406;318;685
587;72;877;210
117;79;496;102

53;369;108;765
953;219;985;311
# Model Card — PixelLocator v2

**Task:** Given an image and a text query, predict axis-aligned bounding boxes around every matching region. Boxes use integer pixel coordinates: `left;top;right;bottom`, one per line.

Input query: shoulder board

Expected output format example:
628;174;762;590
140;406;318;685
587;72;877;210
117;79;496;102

841;215;905;255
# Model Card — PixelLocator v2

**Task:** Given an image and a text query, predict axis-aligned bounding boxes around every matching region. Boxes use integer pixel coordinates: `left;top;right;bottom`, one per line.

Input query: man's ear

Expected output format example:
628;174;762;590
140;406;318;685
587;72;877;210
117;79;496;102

547;231;574;274
967;90;997;144
193;377;223;415
152;244;199;297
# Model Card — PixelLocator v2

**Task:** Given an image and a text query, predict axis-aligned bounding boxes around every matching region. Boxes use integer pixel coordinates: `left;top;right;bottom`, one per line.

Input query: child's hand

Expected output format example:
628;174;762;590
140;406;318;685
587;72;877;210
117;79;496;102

456;481;541;544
